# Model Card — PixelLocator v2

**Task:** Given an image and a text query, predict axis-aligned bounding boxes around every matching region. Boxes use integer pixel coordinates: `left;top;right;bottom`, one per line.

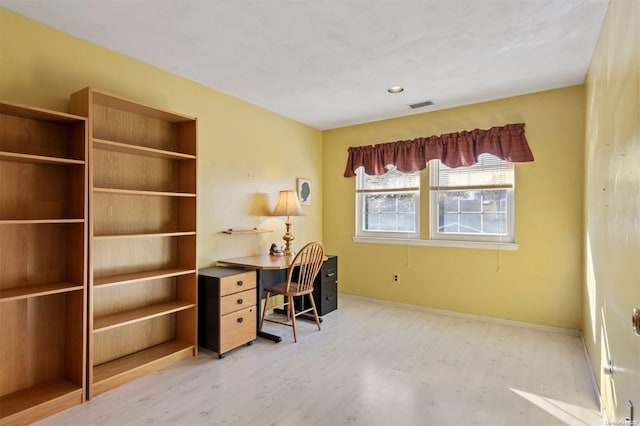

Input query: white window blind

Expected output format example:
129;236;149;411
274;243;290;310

357;167;420;192
431;153;514;190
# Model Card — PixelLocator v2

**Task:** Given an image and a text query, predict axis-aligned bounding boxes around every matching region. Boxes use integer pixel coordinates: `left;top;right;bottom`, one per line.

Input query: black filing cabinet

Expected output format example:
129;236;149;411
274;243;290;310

295;255;338;316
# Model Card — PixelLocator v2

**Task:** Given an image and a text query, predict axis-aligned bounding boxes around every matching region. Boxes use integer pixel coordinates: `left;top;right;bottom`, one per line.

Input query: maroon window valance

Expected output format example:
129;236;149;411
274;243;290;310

343;123;534;177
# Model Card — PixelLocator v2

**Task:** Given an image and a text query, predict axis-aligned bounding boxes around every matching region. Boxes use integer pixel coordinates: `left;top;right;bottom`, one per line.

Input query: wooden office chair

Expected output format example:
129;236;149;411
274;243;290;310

260;241;325;342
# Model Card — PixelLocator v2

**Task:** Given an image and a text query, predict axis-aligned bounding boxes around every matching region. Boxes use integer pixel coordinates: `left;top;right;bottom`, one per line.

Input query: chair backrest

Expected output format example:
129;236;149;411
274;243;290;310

286;242;325;293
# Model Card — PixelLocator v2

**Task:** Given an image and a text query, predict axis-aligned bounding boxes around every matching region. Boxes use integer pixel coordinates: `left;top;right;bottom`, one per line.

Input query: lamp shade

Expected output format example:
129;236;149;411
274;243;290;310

272;190;304;217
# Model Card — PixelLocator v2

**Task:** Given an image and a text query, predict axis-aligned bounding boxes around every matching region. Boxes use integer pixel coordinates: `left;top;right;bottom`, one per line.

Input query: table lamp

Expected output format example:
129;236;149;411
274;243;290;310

272;190;304;255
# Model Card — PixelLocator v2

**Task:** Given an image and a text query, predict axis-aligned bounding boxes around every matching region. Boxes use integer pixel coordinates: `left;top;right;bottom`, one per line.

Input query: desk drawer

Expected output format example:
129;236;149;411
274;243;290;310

219;306;256;353
219;271;256;296
220;289;256;316
319;256;337;284
318;279;337;315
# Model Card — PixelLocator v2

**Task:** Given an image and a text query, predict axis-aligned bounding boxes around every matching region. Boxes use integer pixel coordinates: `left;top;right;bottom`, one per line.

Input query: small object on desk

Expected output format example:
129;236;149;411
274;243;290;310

270;243;284;256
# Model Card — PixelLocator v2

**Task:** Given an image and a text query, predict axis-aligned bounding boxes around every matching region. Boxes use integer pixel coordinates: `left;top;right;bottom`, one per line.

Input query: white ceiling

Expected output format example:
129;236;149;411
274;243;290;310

1;0;608;130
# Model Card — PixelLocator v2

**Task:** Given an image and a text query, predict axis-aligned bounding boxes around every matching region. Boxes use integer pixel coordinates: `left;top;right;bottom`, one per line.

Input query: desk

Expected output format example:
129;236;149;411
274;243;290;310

217;255;294;343
218;254;335;343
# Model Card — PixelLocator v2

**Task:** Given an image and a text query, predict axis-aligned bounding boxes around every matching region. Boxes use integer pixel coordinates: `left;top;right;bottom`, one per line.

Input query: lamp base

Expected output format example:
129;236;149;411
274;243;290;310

283;219;295;255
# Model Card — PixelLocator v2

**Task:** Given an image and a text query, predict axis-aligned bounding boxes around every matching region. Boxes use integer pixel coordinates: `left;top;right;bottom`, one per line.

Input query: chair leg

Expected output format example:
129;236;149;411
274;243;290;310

308;293;321;331
260;291;271;331
284;297;290;321
289;295;298;342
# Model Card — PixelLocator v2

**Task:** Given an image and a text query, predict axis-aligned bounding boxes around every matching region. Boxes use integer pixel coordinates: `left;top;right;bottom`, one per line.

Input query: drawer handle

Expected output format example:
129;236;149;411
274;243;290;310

237;298;243;304
326;272;335;277
237;317;243;323
237;280;243;286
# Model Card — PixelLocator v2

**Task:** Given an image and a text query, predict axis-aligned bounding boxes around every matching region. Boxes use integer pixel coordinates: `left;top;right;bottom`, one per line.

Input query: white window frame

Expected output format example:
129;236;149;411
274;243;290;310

429;155;515;244
355;167;420;239
353;157;519;251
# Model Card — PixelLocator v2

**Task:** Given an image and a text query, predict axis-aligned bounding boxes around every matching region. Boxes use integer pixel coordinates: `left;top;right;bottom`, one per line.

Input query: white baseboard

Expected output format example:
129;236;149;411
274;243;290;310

339;292;581;336
579;333;607;424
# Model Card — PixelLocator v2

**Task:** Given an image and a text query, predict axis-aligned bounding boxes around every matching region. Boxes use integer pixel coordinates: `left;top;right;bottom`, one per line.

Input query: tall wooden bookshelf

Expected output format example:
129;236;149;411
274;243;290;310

70;88;197;399
0;102;87;424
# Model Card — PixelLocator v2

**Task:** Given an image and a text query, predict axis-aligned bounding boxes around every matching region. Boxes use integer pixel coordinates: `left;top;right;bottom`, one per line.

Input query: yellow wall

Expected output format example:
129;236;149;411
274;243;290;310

583;0;640;421
323;86;586;330
0;9;323;266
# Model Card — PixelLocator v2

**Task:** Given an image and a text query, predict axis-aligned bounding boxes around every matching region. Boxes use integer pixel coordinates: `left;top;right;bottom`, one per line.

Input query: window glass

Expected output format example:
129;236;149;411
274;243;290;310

430;154;514;242
356;168;419;237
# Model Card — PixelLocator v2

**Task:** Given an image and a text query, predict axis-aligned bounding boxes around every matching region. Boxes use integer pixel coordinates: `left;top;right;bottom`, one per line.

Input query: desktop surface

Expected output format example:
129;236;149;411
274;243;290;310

218;254;296;270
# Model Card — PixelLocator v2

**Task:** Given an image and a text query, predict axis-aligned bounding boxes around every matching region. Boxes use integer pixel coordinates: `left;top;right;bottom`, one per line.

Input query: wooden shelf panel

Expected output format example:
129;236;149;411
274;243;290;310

91;89;195;122
0;151;84;165
0;282;83;302
93;300;195;332
0;219;84;225
92;340;193;394
222;228;273;234
93;231;196;240
94;267;196;288
0;379;83;422
93;187;196;198
93;138;195;160
0;102;86;123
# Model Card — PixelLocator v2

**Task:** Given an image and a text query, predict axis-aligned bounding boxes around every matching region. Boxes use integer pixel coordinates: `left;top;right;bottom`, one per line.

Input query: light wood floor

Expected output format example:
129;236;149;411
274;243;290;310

37;295;601;426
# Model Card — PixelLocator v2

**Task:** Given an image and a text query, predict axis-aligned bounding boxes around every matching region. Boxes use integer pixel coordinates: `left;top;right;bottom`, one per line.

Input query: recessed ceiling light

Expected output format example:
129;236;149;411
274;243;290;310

387;86;404;93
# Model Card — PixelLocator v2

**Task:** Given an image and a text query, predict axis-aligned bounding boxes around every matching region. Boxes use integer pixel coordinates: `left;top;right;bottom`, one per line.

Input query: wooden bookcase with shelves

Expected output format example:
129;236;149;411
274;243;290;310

0;102;87;424
70;87;197;399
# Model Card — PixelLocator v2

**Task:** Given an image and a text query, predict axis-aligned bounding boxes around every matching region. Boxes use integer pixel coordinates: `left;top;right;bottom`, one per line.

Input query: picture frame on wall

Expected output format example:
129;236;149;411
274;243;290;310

297;178;311;205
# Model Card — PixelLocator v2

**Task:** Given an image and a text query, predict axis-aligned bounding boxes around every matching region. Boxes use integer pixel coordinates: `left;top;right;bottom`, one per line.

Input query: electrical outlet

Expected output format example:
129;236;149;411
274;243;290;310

393;274;399;282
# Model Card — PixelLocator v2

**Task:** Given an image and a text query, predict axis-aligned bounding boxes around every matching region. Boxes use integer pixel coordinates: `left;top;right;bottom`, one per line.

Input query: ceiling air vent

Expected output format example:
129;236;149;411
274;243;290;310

409;100;434;109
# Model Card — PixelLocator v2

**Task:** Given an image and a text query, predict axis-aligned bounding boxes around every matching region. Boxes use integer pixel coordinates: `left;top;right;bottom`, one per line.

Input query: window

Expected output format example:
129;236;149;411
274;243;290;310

430;153;514;243
355;167;420;238
354;154;516;247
